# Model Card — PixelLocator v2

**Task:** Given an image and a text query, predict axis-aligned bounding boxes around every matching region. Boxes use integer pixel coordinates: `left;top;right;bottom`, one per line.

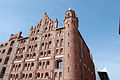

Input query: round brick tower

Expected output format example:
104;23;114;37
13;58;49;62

63;8;80;80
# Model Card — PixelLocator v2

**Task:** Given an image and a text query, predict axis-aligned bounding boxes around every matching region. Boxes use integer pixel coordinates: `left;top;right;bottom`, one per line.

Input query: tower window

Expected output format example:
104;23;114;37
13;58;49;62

75;52;76;56
68;33;70;37
0;58;2;63
68;43;70;47
68;67;70;72
75;65;77;70
68;13;70;17
72;13;75;17
68;54;70;58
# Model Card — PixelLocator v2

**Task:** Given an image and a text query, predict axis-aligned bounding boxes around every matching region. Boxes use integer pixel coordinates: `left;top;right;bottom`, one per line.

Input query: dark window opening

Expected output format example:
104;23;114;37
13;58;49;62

56;60;62;69
68;13;70;17
4;57;9;65
0;67;6;78
68;67;70;72
7;47;12;55
75;65;77;70
2;49;5;54
10;41;14;46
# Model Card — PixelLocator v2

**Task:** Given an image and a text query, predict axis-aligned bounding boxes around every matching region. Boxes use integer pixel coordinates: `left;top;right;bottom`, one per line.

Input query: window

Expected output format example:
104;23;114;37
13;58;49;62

56;49;59;53
72;13;75;17
5;43;8;46
68;54;70;58
73;23;75;26
31;63;34;67
59;72;62;77
68;43;70;47
60;48;63;53
75;65;77;70
2;49;5;54
7;47;12;55
37;73;40;78
47;61;50;65
55;72;57;77
0;67;6;78
56;60;62;69
68;67;70;72
10;41;14;46
0;58;2;63
68;13;70;17
39;62;41;66
68;33;70;37
74;41;76;44
4;57;9;65
68;24;70;28
45;27;47;31
41;73;43;78
29;73;32;78
75;52;76;56
45;72;49;78
48;50;51;55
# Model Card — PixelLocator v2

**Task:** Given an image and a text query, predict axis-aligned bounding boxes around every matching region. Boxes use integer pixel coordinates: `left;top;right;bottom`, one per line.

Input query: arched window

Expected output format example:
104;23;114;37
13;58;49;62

56;49;59;54
0;58;2;63
4;57;9;65
56;60;62;69
48;50;51;55
55;72;57;77
41;73;43;78
22;73;25;78
33;53;36;57
25;63;27;67
7;47;12;55
59;72;62;77
72;13;75;17
37;73;40;78
29;73;32;78
31;63;34;67
39;62;42;66
46;61;50;65
2;49;6;54
10;41;14;46
45;72;49;78
5;43;8;46
0;67;6;78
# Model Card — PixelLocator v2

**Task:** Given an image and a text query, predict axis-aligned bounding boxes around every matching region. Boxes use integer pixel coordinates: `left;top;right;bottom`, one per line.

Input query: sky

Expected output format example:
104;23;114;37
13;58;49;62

0;0;120;80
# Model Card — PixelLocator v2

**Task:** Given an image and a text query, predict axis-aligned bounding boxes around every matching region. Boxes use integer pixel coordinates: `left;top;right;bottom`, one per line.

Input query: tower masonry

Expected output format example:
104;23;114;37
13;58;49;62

0;9;96;80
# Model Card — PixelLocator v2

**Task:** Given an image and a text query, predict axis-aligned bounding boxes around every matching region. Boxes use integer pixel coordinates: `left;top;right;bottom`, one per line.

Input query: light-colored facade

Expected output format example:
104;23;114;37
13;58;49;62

0;9;96;80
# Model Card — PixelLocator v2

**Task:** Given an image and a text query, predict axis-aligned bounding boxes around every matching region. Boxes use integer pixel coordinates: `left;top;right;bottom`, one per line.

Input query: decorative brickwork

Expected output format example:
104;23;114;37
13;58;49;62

0;9;96;80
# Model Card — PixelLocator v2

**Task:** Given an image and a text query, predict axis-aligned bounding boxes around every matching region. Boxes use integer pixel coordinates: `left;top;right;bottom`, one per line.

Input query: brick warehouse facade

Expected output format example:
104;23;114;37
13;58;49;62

0;9;96;80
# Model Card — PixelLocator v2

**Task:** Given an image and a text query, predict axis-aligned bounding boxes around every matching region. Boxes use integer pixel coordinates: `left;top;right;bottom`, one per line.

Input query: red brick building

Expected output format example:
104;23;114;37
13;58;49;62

0;9;96;80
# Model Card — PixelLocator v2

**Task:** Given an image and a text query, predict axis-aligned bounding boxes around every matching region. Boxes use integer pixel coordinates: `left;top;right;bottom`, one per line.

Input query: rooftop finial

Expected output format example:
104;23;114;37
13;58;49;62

68;7;71;10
